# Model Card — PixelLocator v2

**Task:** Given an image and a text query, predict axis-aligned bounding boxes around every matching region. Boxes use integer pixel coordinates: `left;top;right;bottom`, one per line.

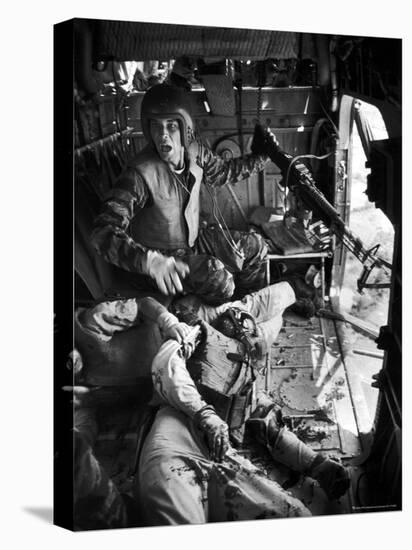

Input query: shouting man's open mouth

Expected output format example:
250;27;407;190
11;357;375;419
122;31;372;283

160;144;172;153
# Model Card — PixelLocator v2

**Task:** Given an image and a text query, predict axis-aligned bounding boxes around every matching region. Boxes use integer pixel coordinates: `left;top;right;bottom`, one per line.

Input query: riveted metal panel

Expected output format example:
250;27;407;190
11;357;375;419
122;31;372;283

95;20;298;61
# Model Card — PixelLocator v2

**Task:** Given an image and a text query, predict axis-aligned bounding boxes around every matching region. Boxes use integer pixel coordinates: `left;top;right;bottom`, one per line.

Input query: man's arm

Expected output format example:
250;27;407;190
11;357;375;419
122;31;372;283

195;139;268;188
152;333;230;461
90;167;150;274
194;124;279;188
91;168;189;295
152;338;207;418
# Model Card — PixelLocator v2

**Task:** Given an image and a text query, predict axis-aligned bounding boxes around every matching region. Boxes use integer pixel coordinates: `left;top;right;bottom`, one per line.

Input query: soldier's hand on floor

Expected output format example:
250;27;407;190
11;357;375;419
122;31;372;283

251;123;279;158
194;405;230;462
145;251;190;295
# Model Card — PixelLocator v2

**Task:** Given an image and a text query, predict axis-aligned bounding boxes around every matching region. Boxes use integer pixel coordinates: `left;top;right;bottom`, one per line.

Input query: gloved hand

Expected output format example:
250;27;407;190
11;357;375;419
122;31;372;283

165;322;193;344
144;251;190;295
194;405;230;462
251;123;279;158
157;310;193;343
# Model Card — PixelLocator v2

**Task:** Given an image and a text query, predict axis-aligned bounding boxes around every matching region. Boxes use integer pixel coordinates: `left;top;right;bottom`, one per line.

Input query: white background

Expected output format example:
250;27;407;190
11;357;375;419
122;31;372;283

0;1;409;548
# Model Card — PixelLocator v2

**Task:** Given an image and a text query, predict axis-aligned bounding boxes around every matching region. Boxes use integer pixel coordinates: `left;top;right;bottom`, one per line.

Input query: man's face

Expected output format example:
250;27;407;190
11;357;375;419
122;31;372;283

150;117;184;169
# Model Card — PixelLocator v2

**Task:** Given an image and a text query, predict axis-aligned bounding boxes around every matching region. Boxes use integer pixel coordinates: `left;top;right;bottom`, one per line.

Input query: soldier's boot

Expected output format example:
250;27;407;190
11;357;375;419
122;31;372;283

247;405;350;500
285;276;324;319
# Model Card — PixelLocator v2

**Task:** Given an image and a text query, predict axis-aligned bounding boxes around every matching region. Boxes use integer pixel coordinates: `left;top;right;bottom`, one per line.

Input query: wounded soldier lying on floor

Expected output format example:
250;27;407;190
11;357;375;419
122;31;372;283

135;282;350;525
69;280;349;529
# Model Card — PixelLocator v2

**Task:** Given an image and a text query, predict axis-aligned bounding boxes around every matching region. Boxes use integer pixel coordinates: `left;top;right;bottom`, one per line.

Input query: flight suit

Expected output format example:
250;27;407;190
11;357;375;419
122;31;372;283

91;140;268;304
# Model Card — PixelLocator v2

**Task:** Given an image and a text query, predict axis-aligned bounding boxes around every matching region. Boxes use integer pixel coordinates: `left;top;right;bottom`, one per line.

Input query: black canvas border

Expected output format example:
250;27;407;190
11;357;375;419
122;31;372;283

53;18;75;531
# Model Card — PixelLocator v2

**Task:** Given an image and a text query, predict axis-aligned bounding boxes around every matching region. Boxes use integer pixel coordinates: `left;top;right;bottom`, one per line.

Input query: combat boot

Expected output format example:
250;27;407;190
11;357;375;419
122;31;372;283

247;406;350;500
285;276;324;319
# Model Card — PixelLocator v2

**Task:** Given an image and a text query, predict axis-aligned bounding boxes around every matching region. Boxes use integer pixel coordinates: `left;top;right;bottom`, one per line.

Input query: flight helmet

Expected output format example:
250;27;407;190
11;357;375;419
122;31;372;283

141;83;195;148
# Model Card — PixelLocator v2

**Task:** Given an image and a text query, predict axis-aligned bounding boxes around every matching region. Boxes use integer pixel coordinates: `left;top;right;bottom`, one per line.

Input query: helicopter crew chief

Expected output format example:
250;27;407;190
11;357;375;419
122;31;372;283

91;83;278;305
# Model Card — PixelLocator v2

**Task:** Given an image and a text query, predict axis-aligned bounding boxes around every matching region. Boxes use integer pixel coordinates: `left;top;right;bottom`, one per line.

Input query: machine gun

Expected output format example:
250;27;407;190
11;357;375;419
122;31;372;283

266;142;392;293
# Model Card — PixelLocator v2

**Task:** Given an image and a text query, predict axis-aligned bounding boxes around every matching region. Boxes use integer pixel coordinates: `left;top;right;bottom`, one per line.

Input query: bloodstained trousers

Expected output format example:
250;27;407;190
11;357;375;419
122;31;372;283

136;406;310;525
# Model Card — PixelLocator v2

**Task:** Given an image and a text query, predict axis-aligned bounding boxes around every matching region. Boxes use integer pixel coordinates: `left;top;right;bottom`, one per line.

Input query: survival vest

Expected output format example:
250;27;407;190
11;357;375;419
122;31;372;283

128;145;203;250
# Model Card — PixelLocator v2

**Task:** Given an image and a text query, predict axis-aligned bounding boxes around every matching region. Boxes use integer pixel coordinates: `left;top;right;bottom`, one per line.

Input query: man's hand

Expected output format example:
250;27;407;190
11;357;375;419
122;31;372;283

251;123;279;158
194;405;230;462
157;310;193;344
164;321;193;344
145;251;190;295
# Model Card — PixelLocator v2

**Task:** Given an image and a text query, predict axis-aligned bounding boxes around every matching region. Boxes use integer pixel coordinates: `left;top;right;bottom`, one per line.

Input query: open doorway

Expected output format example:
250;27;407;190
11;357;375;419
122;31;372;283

338;99;394;429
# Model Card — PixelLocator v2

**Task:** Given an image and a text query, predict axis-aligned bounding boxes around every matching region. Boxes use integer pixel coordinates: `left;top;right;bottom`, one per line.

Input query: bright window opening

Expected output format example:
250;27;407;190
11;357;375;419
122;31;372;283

339;100;394;430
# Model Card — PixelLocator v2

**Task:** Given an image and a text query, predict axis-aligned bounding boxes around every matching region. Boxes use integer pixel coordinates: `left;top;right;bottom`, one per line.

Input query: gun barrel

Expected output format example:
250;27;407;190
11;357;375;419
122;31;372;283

267;143;392;289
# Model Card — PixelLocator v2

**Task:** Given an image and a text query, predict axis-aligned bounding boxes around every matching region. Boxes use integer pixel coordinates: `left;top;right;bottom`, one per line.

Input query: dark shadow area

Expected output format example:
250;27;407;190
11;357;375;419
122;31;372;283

23;506;53;524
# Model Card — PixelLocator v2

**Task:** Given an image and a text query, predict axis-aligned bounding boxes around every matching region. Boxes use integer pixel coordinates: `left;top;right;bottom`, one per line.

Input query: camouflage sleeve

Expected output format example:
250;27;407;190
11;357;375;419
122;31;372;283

196;139;268;188
90;168;150;273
